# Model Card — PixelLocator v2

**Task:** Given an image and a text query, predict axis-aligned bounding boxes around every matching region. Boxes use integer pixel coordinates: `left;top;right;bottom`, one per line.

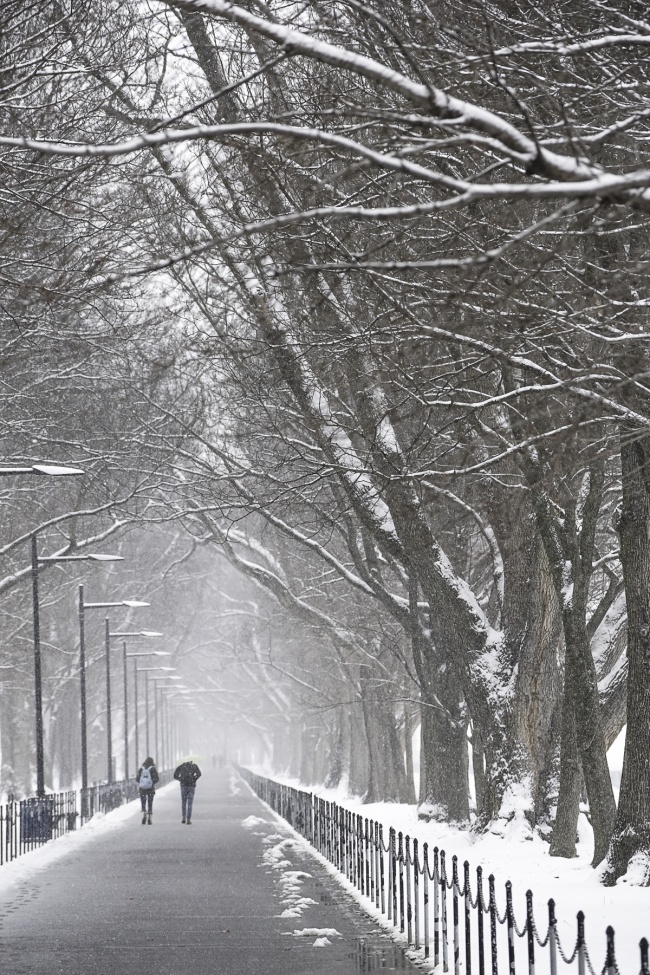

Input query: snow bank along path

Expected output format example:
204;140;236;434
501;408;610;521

241;768;650;975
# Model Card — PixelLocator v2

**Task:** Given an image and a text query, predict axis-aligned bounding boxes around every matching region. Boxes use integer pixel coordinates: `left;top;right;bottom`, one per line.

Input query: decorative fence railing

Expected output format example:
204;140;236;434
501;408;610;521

80;768;174;822
0;791;77;864
0;768;174;866
238;768;650;975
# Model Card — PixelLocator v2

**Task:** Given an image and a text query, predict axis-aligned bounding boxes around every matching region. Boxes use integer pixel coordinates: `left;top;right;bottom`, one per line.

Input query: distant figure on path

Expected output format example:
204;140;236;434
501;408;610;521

174;759;202;824
137;757;159;825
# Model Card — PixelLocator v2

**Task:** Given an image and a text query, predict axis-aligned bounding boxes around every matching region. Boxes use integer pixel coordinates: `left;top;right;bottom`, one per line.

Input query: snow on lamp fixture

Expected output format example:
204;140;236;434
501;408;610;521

0;464;84;476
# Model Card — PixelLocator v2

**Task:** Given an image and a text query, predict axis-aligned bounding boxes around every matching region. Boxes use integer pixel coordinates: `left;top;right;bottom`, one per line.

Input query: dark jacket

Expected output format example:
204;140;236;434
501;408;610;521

137;759;159;792
174;761;201;787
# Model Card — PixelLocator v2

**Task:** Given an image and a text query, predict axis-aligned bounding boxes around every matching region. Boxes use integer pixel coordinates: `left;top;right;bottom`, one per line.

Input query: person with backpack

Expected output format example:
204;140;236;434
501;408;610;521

173;759;201;824
136;757;159;825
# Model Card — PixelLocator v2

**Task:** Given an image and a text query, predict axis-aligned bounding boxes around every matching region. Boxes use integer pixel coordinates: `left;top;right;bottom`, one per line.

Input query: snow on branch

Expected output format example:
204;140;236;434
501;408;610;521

164;0;650;195
5;121;650;209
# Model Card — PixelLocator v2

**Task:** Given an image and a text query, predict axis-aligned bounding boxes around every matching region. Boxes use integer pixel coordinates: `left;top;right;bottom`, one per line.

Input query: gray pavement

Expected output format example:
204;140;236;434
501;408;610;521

0;768;417;974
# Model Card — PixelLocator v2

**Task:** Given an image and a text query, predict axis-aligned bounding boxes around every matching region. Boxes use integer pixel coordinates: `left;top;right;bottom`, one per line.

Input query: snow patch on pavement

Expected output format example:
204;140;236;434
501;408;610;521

241;815;268;828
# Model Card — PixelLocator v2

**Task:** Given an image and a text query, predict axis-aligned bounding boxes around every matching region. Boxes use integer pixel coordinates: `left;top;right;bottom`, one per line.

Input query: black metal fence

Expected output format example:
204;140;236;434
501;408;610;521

0;791;77;864
80;771;173;822
0;769;174;866
239;768;650;975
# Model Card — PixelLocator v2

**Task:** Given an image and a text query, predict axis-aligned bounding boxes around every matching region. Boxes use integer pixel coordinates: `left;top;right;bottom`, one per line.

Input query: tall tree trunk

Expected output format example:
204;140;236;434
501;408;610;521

560;608;616;865
511;536;563;824
531;465;616;865
418;691;469;822
410;576;469;822
471;725;486;818
403;704;417;804
325;709;347;789
360;664;412;803
549;702;582;857
603;434;650;885
348;705;369;796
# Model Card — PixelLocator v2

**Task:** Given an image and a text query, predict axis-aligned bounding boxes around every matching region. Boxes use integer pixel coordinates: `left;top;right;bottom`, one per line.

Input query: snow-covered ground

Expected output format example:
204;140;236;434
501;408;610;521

247;738;649;975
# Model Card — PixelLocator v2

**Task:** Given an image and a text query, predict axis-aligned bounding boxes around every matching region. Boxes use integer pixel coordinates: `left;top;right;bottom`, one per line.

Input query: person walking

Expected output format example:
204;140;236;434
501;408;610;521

136;756;159;825
173;758;201;824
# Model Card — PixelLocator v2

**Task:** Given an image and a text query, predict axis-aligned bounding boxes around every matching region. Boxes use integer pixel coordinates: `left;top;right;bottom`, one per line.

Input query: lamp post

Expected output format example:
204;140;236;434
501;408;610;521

77;591;150;790
161;687;188;767
148;676;181;763
138;669;177;761
31;537;123;798
122;648;169;778
102;624;159;784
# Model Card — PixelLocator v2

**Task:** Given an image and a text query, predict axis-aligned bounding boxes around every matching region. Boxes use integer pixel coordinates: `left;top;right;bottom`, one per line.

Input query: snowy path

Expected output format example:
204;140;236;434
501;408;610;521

0;768;415;974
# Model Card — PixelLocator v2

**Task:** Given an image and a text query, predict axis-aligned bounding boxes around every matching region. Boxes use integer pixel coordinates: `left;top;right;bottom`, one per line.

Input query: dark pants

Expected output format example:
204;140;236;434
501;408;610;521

181;785;195;820
140;790;154;814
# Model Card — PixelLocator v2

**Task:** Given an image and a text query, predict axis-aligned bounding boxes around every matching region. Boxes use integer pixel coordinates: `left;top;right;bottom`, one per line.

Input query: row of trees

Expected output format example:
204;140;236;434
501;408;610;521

1;0;650;884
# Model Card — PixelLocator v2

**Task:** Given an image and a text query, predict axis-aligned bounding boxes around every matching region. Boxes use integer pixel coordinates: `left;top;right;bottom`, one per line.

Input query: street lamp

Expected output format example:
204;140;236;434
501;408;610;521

78;588;151;792
148;675;181;764
125;649;169;778
112;637;164;779
138;668;176;758
160;686;188;767
103;621;158;784
0;464;84;476
31;537;123;798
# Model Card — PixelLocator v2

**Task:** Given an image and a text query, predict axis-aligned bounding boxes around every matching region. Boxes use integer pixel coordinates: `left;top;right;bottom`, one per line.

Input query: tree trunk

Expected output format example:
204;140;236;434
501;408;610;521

418;692;469;822
530;466;616;865
563;611;616;866
603;435;650;885
348;706;369;796
360;663;412;803
550;703;582;857
511;536;563;824
324;710;347;789
300;723;320;784
403;704;417;804
471;725;486;818
409;575;470;821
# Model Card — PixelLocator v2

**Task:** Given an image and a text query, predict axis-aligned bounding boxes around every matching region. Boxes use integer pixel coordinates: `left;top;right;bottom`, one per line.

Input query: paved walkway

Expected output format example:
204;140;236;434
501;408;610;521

0;768;416;974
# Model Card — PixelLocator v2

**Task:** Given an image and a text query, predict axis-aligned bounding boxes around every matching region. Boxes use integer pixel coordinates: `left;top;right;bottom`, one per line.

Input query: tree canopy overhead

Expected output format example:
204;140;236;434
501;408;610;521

2;0;650;885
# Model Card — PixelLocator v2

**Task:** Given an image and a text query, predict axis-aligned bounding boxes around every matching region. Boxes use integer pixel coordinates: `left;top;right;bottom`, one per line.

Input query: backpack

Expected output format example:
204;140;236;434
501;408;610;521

139;766;153;789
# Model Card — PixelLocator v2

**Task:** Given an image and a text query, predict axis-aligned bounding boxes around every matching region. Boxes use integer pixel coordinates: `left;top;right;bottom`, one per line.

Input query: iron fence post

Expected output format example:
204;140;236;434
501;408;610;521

477;866;485;975
577;911;586;975
379;824;386;915
606;926;616;975
526;890;535;975
453;856;460;975
414;838;420;950
398;831;405;932
489;874;498;975
464;860;472;975
441;850;449;973
423;842;430;958
405;834;412;943
365;818;370;898
506;880;516;975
